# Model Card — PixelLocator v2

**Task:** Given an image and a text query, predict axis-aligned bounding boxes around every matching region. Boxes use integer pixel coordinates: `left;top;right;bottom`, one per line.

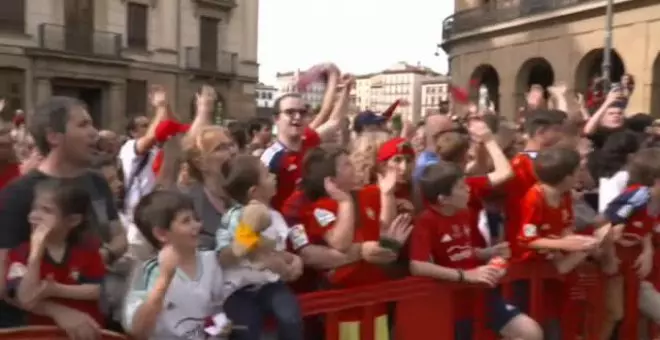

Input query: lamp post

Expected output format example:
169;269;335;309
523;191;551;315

601;0;614;90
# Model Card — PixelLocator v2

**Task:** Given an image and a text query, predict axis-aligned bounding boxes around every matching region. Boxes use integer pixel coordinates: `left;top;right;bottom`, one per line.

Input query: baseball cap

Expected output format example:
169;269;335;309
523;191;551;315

377;137;415;162
353;110;387;133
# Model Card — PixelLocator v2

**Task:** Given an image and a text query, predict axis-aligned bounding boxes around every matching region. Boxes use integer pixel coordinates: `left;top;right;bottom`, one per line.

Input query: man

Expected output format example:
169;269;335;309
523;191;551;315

0;96;127;339
247;117;273;156
412;114;455;180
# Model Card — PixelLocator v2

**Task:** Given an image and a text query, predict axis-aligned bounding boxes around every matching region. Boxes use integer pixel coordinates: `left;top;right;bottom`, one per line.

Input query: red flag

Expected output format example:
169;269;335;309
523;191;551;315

381;99;401;118
449;84;469;104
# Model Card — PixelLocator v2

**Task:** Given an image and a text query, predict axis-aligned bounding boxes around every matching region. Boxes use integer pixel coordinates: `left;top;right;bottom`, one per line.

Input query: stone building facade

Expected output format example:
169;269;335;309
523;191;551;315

442;0;660;118
0;0;259;130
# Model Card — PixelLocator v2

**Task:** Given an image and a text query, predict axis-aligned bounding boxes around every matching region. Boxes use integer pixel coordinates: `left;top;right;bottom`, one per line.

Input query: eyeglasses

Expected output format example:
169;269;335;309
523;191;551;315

280;108;309;117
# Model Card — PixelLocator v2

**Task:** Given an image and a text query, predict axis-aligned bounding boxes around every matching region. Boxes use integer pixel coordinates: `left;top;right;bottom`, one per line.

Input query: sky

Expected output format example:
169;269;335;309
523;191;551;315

257;0;455;84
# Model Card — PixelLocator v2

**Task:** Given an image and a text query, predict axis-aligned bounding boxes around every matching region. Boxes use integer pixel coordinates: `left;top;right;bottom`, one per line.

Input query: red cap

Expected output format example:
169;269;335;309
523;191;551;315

377;137;415;162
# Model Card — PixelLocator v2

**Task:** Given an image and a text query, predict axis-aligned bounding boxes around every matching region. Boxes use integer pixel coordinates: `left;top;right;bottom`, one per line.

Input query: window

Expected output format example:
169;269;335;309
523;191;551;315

0;0;25;33
127;2;148;49
200;16;220;70
125;79;147;117
0;68;25;121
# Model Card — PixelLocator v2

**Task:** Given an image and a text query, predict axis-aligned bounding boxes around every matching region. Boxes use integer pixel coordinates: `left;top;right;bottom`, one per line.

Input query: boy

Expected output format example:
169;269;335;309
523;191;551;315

502;109;566;255
516;147;600;338
215;155;304;340
410;162;541;340
123;191;230;340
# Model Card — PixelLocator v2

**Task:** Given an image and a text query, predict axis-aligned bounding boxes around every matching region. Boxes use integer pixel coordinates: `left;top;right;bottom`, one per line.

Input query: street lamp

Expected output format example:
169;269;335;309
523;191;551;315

601;0;614;90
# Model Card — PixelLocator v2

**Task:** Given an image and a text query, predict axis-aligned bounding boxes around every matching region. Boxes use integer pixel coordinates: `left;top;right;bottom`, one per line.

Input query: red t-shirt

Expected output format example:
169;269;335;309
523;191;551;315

0;163;20;189
262;127;321;211
302;186;389;321
517;184;574;261
502;152;539;255
5;242;106;326
409;206;478;318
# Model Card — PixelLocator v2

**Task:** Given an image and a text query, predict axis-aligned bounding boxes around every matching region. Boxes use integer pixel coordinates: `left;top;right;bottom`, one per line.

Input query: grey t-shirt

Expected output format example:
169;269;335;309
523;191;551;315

185;184;224;250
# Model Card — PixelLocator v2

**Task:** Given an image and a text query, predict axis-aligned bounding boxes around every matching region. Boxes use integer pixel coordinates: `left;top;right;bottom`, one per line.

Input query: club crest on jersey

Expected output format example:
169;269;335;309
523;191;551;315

7;262;27;279
70;269;80;281
523;224;537;238
287;164;297;171
313;208;336;227
441;234;453;243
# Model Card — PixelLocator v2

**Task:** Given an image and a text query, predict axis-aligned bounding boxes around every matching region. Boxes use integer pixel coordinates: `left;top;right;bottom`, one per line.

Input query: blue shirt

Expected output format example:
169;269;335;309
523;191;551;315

413;151;439;181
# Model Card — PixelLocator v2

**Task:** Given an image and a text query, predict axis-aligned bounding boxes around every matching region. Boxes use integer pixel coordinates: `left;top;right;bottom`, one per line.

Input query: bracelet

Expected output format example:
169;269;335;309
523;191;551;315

457;269;464;282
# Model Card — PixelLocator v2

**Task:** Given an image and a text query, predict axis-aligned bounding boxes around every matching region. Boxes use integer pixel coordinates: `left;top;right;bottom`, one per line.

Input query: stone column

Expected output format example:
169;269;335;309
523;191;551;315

157;0;177;52
35;78;52;105
107;83;125;131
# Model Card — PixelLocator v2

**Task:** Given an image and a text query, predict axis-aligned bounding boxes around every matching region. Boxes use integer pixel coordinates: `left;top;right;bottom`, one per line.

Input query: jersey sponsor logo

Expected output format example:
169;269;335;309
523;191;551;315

287;164;298;171
288;224;310;250
366;208;375;220
313;208;336;227
7;262;27;279
523;224;537;238
441;234;453;243
447;245;473;262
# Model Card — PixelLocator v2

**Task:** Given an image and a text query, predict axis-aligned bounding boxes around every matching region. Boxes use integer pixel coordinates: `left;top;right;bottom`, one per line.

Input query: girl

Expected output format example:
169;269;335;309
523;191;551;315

6;179;105;327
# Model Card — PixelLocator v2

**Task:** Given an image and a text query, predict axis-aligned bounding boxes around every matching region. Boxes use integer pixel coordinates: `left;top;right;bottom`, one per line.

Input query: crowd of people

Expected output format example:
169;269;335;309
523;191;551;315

0;62;657;340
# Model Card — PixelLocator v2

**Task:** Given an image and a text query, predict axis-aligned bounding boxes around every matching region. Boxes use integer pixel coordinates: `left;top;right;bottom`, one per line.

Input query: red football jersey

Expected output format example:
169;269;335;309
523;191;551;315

502;152;539;254
261;127;321;211
409;206;478;318
517;184;574;261
5;242;106;326
301;186;389;321
0;163;20;189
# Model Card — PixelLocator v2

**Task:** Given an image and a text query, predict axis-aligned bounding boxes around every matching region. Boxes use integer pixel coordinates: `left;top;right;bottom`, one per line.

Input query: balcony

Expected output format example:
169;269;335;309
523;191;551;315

194;0;237;10
34;23;122;58
185;47;237;76
442;0;601;41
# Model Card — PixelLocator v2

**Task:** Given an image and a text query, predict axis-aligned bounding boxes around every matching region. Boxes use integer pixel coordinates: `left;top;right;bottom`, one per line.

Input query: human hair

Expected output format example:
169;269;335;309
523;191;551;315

349;131;390;186
272;93;304;116
627;148;660;187
301;144;348;201
125;115;146;136
182;126;233;182
523;109;566;137
533;147;581;186
595;130;641;178
435;131;470;164
222;154;262;204
248;117;272;138
29;96;86;154
418;162;464;201
133;190;196;250
34;179;92;245
227;121;249;152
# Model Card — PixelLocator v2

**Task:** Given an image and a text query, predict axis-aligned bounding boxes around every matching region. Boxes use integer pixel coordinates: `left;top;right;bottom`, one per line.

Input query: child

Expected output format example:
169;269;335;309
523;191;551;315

122;190;230;339
410;162;542;340
600;147;660;338
5;179;105;327
516;147;600;338
216;155;304;340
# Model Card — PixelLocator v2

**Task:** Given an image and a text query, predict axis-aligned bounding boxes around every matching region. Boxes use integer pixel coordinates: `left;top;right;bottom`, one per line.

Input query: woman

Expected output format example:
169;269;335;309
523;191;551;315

182;126;238;250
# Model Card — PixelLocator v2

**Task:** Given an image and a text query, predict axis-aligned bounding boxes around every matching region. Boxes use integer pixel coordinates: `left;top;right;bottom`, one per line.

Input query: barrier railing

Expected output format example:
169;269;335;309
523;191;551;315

299;260;607;340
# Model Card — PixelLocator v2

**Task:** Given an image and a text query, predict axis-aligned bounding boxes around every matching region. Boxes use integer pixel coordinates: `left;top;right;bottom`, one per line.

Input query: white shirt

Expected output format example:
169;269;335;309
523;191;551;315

118;139;158;214
218;208;291;296
123;251;226;340
598;170;629;213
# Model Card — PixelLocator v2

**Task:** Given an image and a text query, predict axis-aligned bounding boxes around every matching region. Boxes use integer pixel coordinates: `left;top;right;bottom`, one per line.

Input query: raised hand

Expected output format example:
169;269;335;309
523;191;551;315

158;245;180;278
467;118;494;143
149;85;168;108
381;214;413;245
377;167;397;196
196;84;217;114
324;177;351;202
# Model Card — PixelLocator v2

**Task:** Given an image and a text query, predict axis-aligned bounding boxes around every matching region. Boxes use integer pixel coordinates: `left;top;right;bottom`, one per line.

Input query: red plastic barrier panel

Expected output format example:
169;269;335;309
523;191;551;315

0;326;127;340
298;260;607;340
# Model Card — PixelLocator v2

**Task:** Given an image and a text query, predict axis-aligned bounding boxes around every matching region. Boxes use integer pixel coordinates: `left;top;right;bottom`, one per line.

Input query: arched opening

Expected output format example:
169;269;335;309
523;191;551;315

515;58;555;107
651;54;660;116
574;48;625;94
469;64;500;111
